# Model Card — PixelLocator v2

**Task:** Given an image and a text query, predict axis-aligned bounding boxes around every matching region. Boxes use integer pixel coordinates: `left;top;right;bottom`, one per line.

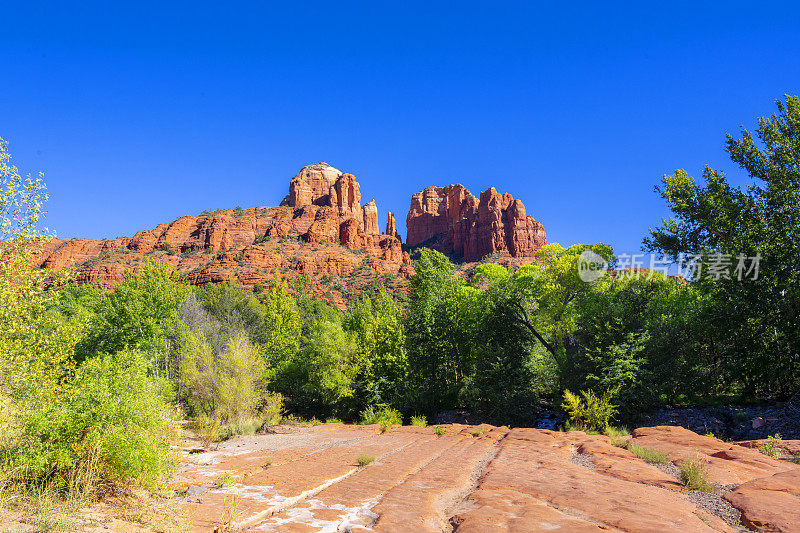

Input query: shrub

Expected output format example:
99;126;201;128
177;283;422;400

357;453;375;467
410;415;428;427
3;350;178;493
628;443;668;463
360;405;402;427
213;472;236;489
325;417;342;424
180;329;264;425
259;392;284;432
680;456;713;492
758;434;782;458
562;388;619;432
470;427;487;437
195;414;222;449
435;426;447;436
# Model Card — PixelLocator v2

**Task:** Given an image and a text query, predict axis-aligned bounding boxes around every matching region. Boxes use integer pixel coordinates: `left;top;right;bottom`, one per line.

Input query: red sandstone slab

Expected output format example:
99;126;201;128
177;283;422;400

369;429;508;532
454;428;733;533
631;426;794;485
246;428;465;531
724;468;800;532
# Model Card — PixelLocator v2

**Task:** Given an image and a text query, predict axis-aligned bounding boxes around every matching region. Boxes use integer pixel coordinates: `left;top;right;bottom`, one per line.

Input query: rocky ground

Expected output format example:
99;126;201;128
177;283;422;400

47;423;792;532
638;397;800;441
4;422;798;532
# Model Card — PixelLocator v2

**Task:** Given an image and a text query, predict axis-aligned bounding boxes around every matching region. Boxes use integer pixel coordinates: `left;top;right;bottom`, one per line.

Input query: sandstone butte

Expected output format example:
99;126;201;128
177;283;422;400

33;163;550;302
405;184;547;262
146;423;799;532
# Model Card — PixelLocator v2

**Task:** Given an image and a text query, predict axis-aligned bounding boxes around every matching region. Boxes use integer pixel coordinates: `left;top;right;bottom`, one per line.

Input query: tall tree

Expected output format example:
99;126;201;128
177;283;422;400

645;95;800;396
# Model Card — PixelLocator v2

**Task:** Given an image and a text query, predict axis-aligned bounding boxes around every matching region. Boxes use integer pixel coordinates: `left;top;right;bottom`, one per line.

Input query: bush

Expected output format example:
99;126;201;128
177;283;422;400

561;388;618;432
758;434;782;458
360;405;402;426
680;456;713;492
259;391;284;431
627;443;668;463
410;415;428;427
435;426;447;436
179;319;264;425
3;350;178;493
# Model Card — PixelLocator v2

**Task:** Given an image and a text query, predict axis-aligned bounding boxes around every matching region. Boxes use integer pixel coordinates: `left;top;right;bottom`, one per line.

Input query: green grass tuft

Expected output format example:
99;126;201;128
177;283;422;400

435;426;447;436
470;427;488;438
603;426;629;438
610;436;628;448
213;471;236;489
680;456;714;492
357;453;375;467
628;443;668;463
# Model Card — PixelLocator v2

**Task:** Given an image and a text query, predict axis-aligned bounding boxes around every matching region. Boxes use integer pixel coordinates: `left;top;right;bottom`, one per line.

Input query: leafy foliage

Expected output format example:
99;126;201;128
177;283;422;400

645;95;800;397
561;388;618;432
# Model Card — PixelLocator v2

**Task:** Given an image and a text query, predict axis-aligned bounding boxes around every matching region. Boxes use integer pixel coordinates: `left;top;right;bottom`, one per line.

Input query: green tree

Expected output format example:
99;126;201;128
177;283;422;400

645;95;800;396
82;260;190;378
405;249;480;415
344;288;408;407
479;243;613;389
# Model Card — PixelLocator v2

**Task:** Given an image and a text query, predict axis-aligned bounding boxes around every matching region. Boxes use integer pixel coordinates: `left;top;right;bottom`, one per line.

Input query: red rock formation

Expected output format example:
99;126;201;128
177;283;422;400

171;423;798;532
406;184;546;261
386;212;399;239
362;199;379;235
282;162;341;208
34;163;409;304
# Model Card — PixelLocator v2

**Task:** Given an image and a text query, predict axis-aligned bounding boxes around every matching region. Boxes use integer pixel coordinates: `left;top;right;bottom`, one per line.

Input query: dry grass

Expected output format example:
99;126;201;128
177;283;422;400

217;489;242;533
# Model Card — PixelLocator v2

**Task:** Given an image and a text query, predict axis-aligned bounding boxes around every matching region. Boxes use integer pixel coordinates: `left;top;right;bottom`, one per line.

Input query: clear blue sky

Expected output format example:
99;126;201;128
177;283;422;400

3;1;799;253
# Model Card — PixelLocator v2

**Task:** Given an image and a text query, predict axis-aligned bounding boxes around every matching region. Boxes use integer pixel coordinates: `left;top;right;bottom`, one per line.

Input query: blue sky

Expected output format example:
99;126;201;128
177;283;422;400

3;1;799;253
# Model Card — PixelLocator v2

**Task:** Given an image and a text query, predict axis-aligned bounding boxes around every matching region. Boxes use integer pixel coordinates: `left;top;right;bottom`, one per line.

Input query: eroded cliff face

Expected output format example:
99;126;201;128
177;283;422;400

406;184;546;261
35;163;411;304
